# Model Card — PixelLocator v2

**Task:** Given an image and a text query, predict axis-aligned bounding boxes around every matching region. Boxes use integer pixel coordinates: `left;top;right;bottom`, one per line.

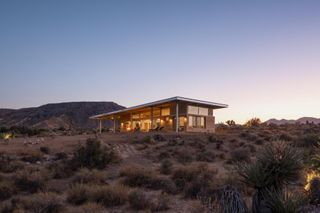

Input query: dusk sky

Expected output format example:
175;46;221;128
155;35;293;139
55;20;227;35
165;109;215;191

1;0;320;123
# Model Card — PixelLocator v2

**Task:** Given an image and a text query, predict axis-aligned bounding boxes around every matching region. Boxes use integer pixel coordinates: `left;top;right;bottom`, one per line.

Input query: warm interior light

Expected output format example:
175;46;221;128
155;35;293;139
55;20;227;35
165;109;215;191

184;117;187;122
4;134;11;140
305;171;320;191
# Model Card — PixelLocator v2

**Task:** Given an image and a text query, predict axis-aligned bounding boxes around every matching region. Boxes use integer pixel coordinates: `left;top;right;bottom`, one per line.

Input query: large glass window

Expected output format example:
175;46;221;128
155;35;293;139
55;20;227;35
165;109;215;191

161;108;170;116
199;107;209;116
188;116;205;128
188;106;209;116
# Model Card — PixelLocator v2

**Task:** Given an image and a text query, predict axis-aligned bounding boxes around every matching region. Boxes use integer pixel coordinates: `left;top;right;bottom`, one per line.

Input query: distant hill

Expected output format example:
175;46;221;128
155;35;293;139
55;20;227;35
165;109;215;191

0;102;124;129
265;117;320;125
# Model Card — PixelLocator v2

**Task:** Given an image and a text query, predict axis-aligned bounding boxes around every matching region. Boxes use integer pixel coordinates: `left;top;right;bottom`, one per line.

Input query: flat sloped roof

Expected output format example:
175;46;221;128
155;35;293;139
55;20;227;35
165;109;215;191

90;96;228;119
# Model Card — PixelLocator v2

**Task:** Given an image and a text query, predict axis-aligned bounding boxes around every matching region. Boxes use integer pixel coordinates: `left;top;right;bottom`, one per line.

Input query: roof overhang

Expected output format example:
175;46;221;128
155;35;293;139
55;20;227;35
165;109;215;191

90;96;228;120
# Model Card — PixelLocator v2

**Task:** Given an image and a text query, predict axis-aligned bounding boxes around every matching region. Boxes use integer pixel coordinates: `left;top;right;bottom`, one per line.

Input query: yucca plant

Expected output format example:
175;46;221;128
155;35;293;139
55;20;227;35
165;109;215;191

264;189;306;213
238;143;303;213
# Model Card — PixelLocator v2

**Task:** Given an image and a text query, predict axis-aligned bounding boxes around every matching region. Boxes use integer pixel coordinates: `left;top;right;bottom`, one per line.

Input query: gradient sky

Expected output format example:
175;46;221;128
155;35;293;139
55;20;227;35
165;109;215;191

1;0;320;123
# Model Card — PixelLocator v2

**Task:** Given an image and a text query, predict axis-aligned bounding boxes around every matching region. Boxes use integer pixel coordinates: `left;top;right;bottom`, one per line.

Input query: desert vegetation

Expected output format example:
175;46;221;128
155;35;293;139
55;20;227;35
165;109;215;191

0;121;320;212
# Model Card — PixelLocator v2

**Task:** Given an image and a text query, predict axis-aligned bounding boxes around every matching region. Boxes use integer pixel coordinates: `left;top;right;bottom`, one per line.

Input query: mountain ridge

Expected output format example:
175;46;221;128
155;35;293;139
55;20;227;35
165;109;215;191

265;117;320;125
0;102;125;129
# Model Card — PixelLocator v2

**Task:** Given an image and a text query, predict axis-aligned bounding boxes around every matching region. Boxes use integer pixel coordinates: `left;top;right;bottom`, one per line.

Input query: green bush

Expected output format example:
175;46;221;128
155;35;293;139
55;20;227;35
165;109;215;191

72;138;118;169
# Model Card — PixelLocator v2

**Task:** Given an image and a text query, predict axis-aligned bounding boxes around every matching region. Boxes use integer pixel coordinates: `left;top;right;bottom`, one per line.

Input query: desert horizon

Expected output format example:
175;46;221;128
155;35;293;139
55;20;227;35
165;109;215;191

1;0;320;212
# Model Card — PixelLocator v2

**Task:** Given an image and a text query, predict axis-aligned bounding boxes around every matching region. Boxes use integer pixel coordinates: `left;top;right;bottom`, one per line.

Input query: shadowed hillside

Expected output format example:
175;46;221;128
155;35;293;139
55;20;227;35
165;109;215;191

0;102;124;129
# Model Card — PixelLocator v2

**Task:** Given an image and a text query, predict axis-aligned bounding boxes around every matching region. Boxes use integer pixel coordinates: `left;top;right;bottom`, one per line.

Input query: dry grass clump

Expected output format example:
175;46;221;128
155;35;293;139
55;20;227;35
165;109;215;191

0;181;15;201
49;160;74;179
15;192;64;213
67;202;105;213
20;151;43;163
196;151;216;162
120;166;176;194
14;170;48;193
90;184;129;207
230;147;250;162
67;184;129;207
171;163;216;198
72;168;106;184
160;159;173;175
0;160;24;173
151;193;170;211
67;184;91;205
128;189;151;210
175;148;194;164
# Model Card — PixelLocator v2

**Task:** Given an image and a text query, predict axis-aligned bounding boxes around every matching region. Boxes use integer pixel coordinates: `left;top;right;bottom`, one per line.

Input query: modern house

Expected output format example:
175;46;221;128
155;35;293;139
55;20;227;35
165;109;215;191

90;96;228;133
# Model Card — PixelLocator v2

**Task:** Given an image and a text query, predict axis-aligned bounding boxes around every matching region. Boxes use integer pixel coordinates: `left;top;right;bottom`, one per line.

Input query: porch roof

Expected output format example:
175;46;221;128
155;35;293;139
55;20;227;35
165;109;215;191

90;96;228;120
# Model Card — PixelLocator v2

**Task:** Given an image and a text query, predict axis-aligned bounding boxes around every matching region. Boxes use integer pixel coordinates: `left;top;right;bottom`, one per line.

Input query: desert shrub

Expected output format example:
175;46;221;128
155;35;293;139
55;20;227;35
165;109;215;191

208;134;223;144
72;138;118;169
175;149;194;164
0;200;15;213
14;171;46;193
153;134;166;142
20;152;43;163
134;135;155;144
120;166;176;194
255;139;264;145
151;193;170;211
226;120;236;126
158;151;170;160
171;163;215;197
90;185;129;207
54;152;68;160
7;126;46;136
0;181;15;201
72;168;106;184
230;147;250;162
67;184;91;205
128;189;151;210
188;200;206;213
49;161;74;179
279;133;293;141
196;151;215;162
295;134;320;148
245;118;261;127
40;146;50;154
160;159;173;175
17;192;64;213
0;160;24;173
68;202;105;213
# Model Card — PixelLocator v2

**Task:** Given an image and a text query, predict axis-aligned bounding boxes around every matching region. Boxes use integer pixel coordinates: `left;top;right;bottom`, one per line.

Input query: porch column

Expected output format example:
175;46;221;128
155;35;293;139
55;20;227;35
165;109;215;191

99;119;102;134
175;102;179;132
130;112;133;131
150;107;154;129
113;118;116;133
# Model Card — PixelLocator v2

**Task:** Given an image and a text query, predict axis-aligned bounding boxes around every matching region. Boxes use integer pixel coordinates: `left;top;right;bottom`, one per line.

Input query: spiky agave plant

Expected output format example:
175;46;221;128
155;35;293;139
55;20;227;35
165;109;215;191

237;142;303;213
264;189;306;213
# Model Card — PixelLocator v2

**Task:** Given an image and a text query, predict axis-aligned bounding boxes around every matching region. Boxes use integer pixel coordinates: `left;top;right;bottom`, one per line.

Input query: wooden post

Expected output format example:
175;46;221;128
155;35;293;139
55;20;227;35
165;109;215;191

130;112;133;131
113;118;116;133
150;107;153;130
175;102;179;132
99;120;102;134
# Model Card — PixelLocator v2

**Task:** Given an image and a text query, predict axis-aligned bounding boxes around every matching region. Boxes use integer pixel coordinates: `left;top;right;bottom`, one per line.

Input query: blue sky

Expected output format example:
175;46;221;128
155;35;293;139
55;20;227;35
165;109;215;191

1;0;320;123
